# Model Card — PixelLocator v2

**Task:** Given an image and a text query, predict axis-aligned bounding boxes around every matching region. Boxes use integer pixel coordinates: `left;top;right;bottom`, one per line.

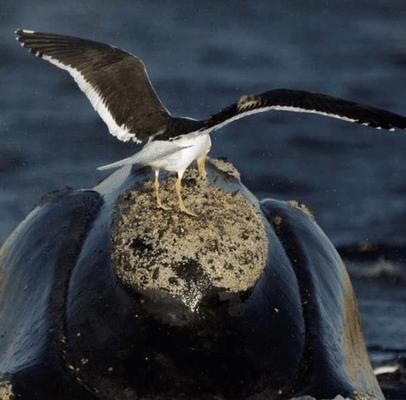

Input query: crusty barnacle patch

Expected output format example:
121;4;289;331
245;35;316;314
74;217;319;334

271;215;283;227
288;200;314;219
352;391;378;400
0;380;13;400
111;166;267;309
209;158;240;179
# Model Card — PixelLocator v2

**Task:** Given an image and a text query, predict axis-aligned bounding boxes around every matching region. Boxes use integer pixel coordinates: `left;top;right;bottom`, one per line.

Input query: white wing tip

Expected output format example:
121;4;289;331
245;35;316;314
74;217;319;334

16;29;36;34
15;29;36;46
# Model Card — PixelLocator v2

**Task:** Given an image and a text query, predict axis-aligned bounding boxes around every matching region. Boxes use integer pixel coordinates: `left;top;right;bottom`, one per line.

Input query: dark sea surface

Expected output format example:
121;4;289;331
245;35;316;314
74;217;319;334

1;0;405;396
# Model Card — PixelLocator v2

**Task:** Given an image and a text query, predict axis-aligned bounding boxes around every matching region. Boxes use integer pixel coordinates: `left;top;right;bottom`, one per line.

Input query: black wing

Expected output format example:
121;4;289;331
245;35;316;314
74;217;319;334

200;89;406;133
16;29;172;143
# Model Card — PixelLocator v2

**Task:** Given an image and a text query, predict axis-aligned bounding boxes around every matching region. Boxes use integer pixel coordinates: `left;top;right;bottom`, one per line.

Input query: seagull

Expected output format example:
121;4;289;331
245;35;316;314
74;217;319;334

16;29;406;216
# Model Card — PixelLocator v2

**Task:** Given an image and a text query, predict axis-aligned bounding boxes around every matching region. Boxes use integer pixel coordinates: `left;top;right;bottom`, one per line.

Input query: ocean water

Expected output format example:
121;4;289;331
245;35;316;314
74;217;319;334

0;0;405;396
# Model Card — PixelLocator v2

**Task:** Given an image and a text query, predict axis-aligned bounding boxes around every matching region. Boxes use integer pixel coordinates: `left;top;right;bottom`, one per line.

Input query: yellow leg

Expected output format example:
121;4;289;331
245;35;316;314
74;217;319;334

197;155;207;180
175;176;197;217
154;170;170;210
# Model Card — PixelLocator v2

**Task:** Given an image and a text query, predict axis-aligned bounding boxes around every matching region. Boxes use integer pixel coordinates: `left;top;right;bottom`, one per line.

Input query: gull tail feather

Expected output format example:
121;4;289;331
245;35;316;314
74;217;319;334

97;143;193;171
97;155;137;171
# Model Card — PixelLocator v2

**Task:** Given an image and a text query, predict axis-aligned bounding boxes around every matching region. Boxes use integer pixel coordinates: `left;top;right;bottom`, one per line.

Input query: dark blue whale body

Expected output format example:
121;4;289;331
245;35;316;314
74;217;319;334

0;161;384;400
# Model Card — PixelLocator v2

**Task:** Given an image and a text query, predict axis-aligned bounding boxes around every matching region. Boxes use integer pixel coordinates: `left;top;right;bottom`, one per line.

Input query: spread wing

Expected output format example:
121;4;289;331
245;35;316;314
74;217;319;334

200;89;406;133
16;29;172;143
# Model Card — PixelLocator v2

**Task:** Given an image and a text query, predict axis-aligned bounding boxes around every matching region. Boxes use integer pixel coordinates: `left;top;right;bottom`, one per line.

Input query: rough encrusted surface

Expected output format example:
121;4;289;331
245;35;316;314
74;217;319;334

209;158;241;179
137;394;353;400
0;381;13;400
290;396;351;400
287;200;314;219
111;166;267;311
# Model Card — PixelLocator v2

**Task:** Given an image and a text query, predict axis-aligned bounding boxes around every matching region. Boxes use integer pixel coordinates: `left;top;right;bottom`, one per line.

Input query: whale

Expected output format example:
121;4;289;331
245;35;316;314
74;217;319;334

0;159;384;400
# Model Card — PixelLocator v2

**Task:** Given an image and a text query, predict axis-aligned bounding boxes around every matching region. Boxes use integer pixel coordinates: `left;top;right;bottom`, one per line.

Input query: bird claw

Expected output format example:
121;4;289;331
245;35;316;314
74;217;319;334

157;202;171;211
198;170;207;180
179;203;197;217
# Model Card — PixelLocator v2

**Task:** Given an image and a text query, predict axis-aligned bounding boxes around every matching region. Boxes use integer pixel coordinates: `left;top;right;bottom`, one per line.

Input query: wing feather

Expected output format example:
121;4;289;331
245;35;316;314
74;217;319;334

200;89;406;133
16;29;171;143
